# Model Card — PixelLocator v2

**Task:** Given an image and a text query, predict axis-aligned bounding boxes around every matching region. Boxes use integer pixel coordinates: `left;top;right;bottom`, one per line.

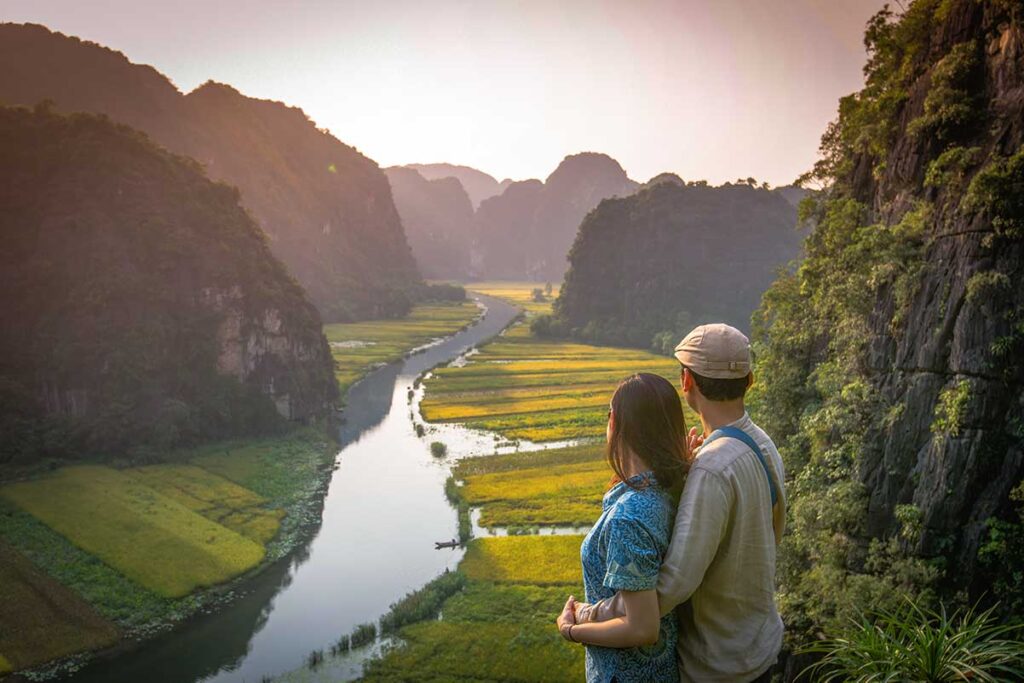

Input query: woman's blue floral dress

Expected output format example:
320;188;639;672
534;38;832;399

579;472;679;683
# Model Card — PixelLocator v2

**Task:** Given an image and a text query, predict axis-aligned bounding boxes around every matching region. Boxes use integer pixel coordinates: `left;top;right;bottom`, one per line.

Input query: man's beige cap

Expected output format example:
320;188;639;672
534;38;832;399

674;324;751;379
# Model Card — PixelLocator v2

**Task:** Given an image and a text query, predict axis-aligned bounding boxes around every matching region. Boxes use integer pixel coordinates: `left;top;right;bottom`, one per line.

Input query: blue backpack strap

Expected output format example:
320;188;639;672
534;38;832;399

704;426;778;506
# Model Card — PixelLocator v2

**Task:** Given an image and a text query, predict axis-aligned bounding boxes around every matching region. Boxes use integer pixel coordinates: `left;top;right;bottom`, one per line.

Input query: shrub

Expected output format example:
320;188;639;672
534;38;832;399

799;599;1024;682
430;441;447;458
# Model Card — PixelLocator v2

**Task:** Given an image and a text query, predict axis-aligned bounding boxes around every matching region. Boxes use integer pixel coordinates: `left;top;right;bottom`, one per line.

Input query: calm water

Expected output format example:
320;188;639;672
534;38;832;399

68;294;520;683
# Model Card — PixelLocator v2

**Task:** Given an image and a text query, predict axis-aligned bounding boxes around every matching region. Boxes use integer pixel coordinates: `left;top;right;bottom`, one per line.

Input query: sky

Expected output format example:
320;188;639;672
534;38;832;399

3;0;888;185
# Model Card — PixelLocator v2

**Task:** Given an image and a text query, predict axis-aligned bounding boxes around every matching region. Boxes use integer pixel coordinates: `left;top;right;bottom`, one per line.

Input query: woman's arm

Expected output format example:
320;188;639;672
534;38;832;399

557;592;661;648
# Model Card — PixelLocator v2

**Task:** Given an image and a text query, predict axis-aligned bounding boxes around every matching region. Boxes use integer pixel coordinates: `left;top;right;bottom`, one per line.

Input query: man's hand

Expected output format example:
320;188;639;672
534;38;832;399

688;426;704;454
556;595;577;640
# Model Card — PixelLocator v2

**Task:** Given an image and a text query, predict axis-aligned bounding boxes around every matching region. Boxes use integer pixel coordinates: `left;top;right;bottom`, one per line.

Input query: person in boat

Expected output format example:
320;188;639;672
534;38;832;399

555;372;691;682
562;324;787;683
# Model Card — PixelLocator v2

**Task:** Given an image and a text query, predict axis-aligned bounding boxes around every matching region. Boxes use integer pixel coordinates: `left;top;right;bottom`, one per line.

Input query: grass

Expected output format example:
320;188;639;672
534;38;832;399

461;535;584;585
324;301;481;394
0;540;119;672
0;466;265;598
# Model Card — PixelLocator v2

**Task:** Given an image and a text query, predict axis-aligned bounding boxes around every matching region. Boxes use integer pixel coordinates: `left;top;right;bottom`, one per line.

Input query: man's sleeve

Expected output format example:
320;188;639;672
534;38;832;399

655;467;731;616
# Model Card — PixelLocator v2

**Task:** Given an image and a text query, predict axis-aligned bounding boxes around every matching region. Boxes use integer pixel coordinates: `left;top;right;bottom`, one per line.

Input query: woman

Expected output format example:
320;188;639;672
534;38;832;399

556;372;690;683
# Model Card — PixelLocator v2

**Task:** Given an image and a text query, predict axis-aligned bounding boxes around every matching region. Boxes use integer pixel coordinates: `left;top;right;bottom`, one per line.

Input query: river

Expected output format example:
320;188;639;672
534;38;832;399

68;294;521;683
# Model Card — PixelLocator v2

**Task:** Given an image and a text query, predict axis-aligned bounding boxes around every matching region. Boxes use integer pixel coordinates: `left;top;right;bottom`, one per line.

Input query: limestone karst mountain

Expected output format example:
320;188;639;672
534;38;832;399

0;22;422;323
0;105;337;462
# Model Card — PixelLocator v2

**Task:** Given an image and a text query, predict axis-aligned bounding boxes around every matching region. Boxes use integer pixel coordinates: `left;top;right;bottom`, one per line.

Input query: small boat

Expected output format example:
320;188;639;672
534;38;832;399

434;539;459;549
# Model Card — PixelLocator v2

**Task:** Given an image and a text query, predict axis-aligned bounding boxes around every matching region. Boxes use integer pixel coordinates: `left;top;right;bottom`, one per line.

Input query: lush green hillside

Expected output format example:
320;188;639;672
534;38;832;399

474;153;639;280
0;105;337;464
545;176;801;349
749;0;1024;656
0;23;422;322
384;167;475;279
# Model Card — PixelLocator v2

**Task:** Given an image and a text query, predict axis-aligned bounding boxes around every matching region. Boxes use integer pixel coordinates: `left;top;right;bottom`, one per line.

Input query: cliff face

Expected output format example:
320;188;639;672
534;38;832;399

0;23;421;323
384;167;475;279
857;0;1024;583
0;106;338;462
552;179;801;348
474;153;639;280
752;0;1024;632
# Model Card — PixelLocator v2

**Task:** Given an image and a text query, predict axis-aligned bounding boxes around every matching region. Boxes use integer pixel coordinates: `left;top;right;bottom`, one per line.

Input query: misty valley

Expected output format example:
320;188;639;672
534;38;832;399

2;2;1024;682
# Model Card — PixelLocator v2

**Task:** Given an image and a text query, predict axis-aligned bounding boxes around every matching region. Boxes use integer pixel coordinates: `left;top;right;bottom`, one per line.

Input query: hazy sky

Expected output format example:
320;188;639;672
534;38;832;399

4;0;887;184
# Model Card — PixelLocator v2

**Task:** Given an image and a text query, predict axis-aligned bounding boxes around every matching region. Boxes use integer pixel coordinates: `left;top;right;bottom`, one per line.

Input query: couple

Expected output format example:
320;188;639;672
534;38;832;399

555;324;786;683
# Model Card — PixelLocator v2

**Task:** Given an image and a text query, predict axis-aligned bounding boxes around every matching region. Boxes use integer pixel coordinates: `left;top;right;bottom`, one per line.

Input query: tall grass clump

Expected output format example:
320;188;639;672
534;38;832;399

429;441;447;458
380;570;467;634
799;600;1024;682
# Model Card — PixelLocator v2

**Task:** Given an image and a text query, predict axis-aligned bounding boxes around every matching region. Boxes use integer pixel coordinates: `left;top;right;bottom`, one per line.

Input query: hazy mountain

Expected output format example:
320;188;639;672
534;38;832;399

405;163;510;209
0;23;421;322
384;166;475;279
474;152;639;280
0;105;337;463
545;180;801;347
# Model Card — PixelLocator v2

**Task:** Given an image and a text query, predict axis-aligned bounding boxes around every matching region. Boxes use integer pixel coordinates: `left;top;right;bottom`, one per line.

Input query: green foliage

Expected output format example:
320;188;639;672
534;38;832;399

978;481;1024;617
443;476;472;543
799;600;1024;682
908;41;982;141
429;441;447;458
932;380;971;436
965;270;1011;304
963;146;1024;244
925;145;982;190
416;283;467;302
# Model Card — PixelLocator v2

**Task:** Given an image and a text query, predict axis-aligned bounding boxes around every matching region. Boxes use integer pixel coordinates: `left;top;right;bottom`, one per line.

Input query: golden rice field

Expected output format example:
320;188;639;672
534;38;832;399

421;334;686;442
461;535;585;585
457;447;609;527
465;281;560;316
0;466;265;598
324;301;481;394
0;541;119;673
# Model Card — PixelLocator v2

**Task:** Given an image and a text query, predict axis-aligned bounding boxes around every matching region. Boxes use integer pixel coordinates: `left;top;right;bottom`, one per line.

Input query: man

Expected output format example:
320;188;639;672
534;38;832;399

573;323;786;682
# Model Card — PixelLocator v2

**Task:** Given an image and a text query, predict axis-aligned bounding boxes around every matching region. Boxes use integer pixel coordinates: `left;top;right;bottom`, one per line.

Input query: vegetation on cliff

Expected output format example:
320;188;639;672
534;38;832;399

748;0;1024;653
0;105;337;464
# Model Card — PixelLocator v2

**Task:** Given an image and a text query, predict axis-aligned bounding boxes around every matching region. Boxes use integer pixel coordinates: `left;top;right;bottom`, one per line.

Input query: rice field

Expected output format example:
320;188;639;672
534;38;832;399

452;444;607;527
465;281;560;316
127;464;284;544
0;541;119;672
0;465;266;598
461;535;584;585
325;301;481;394
421;334;685;442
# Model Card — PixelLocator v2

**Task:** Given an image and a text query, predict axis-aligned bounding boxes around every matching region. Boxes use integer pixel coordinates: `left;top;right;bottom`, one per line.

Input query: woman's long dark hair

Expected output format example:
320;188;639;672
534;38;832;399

607;372;691;494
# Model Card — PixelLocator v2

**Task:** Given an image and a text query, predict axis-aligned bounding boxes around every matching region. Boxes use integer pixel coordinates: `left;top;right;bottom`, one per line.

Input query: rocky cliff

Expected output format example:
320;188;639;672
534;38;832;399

0;106;338;462
474;152;639;279
549;176;801;348
752;0;1024;636
384;166;475;279
0;23;422;323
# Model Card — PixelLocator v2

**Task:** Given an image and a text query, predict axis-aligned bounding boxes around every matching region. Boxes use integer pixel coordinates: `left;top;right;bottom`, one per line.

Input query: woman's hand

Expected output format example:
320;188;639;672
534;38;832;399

556;595;577;641
688;426;704;454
